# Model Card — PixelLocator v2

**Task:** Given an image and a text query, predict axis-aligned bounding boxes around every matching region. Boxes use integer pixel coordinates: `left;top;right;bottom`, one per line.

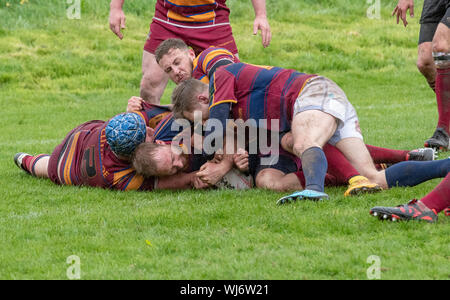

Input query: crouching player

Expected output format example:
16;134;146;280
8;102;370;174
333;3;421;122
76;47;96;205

14;111;202;191
170;72;450;203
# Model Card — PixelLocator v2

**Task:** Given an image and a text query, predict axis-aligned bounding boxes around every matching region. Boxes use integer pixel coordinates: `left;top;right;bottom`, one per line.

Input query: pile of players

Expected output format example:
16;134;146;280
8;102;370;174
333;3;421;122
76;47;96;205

14;0;450;223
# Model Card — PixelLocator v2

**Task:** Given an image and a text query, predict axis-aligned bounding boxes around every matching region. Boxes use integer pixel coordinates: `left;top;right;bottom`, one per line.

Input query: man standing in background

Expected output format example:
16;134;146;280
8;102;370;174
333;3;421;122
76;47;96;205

108;0;271;104
393;0;450;150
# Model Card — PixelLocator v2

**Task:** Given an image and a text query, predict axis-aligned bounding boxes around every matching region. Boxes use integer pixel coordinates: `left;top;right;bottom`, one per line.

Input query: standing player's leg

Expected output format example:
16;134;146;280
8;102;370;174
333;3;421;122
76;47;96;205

140;50;169;104
417;40;436;91
426;19;450;150
370;173;450;223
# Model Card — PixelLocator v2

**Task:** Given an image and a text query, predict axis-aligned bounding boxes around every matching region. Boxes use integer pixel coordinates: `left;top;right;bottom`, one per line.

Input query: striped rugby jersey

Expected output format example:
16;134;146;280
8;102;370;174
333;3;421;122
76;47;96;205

153;0;230;28
209;62;318;132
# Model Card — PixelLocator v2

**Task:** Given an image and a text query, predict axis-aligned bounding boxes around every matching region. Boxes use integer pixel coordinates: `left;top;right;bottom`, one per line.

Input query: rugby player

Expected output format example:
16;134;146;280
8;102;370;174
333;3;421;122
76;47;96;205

109;0;271;104
393;0;450;150
13;109;204;191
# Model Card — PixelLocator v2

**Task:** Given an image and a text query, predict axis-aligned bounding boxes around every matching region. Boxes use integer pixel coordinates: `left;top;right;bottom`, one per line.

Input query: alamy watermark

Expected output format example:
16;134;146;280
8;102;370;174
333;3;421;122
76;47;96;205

66;0;81;20
66;255;81;279
366;255;381;279
367;0;381;20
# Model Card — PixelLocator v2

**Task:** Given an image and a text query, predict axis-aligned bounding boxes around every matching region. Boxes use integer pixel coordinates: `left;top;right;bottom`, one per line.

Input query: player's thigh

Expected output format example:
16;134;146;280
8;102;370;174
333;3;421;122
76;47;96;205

291;110;337;154
142;50;168;83
432;22;450;53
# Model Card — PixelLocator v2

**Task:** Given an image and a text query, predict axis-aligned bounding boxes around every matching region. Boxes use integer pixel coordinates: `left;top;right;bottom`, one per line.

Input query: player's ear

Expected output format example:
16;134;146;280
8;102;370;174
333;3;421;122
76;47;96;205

188;49;195;60
198;94;209;104
155;140;165;145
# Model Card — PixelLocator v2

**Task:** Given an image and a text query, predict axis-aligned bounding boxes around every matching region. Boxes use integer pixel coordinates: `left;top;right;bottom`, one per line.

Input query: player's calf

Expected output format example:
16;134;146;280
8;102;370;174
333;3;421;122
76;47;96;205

14;153;50;178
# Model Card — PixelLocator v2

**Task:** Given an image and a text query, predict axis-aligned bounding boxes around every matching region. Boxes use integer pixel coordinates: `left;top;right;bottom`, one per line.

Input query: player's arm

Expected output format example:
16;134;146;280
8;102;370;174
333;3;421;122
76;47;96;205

251;0;271;47
392;0;414;27
203;70;237;160
109;0;126;39
157;172;211;190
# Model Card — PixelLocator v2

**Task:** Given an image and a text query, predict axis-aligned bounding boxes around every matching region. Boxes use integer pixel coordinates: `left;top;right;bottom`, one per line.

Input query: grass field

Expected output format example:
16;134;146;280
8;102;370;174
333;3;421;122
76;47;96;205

0;0;449;280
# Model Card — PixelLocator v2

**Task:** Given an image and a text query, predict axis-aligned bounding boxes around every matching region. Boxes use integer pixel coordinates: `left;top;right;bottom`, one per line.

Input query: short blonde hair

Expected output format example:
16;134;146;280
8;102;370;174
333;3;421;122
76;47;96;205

131;142;162;177
171;78;207;119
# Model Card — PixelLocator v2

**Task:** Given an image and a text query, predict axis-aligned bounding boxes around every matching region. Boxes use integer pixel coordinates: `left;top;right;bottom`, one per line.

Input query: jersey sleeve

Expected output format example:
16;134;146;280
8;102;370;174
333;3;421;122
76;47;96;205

209;67;238;109
153;113;188;144
110;167;155;191
192;47;239;83
133;102;171;129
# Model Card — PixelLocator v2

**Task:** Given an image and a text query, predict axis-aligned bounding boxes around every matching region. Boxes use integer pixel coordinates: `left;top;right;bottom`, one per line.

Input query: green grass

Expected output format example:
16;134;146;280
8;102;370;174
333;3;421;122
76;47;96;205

0;0;449;279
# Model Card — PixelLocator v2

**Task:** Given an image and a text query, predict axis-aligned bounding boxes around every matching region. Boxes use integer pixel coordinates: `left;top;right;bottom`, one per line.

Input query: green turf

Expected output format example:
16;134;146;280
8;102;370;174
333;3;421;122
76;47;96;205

0;0;448;280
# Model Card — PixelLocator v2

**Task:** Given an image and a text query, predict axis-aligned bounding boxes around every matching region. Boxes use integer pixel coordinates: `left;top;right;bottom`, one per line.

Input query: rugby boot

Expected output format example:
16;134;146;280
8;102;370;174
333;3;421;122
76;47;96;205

14;152;32;174
424;128;449;151
444;207;450;217
406;148;437;161
277;189;329;205
344;175;382;197
370;199;438;223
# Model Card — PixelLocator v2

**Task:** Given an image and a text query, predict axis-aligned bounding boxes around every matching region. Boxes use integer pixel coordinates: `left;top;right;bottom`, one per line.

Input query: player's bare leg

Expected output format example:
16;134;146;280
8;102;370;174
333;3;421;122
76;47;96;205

256;169;303;191
417;42;437;91
334;138;388;189
14;153;50;178
277;110;335;203
140;50;169;104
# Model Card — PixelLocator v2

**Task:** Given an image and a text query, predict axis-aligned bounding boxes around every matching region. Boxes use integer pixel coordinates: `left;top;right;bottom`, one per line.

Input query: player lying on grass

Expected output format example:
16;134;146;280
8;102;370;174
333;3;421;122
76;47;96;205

170;69;450;203
370;170;450;223
14;111;211;191
132;38;436;196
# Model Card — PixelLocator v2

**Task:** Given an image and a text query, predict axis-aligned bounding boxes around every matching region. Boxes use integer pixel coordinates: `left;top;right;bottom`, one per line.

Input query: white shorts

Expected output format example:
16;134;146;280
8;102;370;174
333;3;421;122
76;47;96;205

293;76;363;145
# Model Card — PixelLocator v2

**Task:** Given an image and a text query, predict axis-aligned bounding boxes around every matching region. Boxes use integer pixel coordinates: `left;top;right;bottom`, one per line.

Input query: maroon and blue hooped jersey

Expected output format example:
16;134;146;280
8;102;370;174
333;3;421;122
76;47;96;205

192;46;239;83
208;62;317;133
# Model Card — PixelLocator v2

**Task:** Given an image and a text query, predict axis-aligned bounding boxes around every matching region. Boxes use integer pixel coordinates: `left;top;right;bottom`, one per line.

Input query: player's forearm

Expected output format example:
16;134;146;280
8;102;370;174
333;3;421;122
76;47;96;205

156;172;195;190
110;0;124;10
251;0;267;18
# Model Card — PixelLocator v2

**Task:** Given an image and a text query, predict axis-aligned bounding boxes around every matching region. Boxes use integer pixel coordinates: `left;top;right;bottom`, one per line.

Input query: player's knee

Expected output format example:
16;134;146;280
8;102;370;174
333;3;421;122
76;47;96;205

416;55;434;73
256;170;283;190
432;39;449;55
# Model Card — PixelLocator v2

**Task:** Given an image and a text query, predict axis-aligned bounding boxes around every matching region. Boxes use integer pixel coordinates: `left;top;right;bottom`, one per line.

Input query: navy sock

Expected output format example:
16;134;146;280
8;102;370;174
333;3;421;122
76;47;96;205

301;147;327;192
385;158;450;188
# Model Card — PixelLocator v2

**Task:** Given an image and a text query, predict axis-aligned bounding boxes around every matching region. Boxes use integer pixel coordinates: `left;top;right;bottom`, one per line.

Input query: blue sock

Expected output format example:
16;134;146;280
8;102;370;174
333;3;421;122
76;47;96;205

301;147;327;192
385;158;450;188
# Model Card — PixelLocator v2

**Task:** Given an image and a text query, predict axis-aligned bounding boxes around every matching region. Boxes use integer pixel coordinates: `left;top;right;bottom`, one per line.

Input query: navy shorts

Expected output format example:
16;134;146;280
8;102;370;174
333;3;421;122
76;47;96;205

419;0;450;44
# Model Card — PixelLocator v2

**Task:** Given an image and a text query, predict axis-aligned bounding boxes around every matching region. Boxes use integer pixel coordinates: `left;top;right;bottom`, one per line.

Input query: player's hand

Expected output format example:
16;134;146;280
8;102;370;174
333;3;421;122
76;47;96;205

127;96;143;112
233;149;249;172
196;162;227;186
109;7;126;39
392;0;414;27
145;126;155;143
253;15;271;48
192;175;211;189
